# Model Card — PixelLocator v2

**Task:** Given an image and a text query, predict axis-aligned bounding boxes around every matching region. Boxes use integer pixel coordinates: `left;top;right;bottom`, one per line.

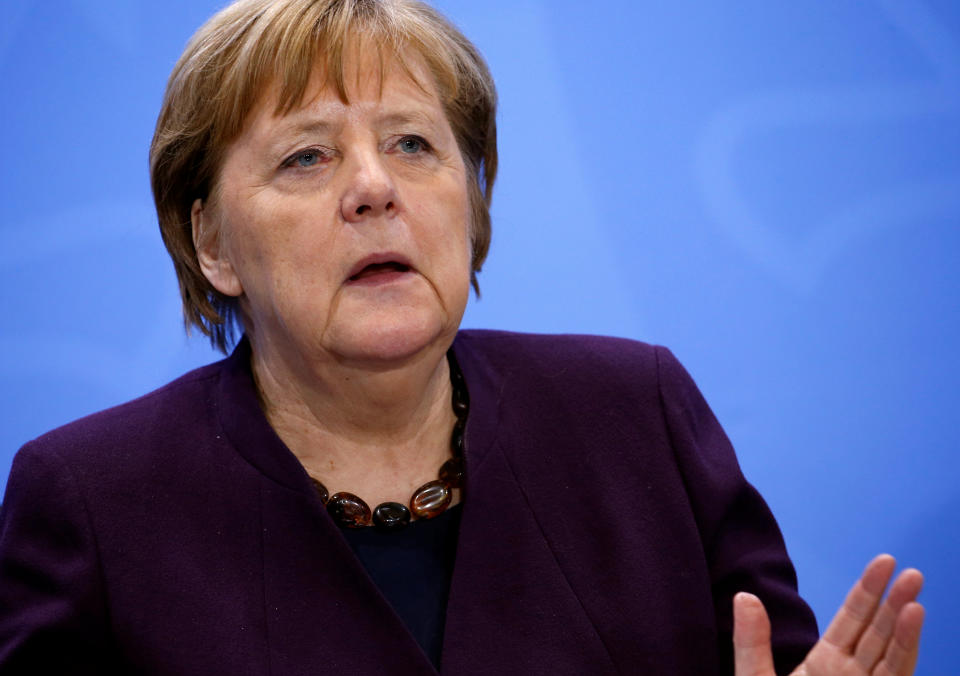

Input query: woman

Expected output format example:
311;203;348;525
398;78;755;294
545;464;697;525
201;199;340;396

0;0;924;674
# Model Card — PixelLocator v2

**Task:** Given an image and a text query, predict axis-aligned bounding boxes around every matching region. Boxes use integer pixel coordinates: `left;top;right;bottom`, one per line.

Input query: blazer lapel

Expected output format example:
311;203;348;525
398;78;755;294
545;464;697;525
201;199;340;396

258;481;438;676
442;338;617;676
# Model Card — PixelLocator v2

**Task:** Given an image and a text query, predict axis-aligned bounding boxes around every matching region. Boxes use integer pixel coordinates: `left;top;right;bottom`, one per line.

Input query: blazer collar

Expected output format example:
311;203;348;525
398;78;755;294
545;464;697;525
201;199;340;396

216;336;313;495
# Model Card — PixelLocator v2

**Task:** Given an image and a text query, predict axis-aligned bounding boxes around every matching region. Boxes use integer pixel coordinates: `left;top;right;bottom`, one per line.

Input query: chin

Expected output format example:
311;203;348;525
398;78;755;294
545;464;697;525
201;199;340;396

325;285;466;365
326;314;454;366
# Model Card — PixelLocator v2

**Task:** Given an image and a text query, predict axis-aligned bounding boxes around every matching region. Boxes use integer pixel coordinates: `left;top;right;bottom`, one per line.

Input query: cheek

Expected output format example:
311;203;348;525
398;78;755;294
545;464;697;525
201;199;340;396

452;177;474;249
444;197;474;273
461;179;480;262
218;204;307;309
222;198;302;272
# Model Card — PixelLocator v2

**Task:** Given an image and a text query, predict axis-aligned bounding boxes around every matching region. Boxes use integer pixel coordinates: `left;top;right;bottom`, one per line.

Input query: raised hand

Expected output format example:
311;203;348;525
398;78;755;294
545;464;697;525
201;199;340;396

733;554;924;676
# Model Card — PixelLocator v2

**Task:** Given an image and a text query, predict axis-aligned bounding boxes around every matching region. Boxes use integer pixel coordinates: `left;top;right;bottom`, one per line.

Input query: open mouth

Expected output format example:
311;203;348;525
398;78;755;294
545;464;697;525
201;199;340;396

348;261;412;282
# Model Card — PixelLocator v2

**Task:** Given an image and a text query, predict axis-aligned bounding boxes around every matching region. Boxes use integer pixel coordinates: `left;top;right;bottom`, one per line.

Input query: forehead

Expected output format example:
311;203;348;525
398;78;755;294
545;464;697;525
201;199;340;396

255;44;446;130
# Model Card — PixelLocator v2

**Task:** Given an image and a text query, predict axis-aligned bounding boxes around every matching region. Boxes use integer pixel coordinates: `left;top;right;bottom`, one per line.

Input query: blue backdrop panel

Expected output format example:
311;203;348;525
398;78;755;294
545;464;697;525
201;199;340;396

1;1;957;671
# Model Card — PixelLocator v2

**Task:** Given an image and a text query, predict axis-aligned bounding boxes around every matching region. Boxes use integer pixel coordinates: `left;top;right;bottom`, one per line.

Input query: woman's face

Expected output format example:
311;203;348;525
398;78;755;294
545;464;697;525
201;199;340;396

196;53;472;367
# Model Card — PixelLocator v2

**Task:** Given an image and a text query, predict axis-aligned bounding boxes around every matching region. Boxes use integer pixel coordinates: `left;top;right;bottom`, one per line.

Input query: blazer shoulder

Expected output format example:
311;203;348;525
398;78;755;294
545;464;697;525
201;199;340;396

20;358;228;473
454;329;668;389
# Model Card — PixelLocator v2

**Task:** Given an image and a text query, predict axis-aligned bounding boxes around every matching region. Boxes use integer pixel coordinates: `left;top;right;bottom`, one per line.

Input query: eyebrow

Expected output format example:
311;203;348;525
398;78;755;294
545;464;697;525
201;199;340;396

258;118;338;161
275;118;338;138
375;109;443;129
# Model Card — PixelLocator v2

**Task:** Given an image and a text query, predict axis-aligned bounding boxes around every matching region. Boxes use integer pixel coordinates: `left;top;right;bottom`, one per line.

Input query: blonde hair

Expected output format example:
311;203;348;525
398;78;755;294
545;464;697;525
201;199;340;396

150;0;497;352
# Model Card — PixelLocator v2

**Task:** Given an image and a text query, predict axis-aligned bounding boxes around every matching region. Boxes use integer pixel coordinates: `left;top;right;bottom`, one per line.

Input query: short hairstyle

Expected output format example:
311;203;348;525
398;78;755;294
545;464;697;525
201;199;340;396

150;0;498;353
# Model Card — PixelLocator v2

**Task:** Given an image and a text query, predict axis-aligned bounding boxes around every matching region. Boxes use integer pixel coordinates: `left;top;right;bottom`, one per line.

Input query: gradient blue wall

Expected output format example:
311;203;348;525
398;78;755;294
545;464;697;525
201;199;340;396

1;1;957;670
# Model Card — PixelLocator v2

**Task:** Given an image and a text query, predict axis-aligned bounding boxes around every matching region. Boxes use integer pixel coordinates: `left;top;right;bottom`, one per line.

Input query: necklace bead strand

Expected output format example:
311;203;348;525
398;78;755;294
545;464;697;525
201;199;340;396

310;350;468;531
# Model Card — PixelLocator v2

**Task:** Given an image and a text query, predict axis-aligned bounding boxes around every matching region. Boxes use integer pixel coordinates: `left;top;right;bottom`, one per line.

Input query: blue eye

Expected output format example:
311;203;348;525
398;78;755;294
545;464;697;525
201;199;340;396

282;148;326;169
399;136;426;154
295;151;319;167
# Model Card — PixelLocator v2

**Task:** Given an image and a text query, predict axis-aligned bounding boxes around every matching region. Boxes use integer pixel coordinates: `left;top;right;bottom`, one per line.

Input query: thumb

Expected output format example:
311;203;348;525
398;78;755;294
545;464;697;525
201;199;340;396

733;592;776;676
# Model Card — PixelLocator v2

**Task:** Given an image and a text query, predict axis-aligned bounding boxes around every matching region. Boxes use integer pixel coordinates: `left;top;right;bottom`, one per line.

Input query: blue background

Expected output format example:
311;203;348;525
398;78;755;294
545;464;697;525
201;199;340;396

1;1;957;671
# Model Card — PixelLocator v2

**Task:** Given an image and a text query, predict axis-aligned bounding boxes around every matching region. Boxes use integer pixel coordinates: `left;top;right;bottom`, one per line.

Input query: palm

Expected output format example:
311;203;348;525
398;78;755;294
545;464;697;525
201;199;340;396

733;555;925;676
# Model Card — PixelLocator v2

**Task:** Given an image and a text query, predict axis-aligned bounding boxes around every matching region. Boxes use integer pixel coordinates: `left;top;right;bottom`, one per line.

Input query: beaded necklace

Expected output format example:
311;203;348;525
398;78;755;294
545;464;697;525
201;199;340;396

310;350;467;531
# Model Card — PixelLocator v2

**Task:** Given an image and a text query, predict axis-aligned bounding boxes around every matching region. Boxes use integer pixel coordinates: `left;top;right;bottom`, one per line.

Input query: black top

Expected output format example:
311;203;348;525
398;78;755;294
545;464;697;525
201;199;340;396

341;505;462;669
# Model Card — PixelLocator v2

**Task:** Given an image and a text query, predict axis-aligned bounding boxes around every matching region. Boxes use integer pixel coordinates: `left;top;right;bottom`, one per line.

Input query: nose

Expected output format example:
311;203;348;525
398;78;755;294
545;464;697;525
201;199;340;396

340;149;398;223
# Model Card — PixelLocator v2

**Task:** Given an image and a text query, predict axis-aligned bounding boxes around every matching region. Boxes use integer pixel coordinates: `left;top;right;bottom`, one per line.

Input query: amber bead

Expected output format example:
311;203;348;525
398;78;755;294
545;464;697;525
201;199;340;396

410;480;452;519
449;355;468;408
373;502;412;531
447;352;464;381
451;387;469;417
310;478;329;504
438;458;464;488
327;492;372;528
449;421;466;455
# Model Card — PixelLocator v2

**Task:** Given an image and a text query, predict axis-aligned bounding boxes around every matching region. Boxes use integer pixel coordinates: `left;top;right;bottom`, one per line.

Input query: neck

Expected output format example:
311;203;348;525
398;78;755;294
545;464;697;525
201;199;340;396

247;332;457;505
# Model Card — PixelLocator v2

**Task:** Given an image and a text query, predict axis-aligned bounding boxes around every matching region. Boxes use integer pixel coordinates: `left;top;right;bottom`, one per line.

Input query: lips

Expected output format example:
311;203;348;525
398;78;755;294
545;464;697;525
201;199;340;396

346;253;414;283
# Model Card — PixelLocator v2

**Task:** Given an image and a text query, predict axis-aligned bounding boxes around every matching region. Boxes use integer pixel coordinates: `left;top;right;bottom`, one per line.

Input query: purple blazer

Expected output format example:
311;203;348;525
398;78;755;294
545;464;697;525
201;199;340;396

0;331;817;674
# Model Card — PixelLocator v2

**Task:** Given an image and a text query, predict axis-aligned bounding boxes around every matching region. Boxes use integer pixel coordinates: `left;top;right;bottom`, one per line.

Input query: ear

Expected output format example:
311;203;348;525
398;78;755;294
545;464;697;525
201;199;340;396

192;198;243;297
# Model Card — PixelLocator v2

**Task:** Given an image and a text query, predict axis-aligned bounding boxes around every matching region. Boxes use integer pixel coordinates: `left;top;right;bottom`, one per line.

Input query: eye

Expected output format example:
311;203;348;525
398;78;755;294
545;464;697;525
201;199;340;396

281;147;328;169
397;136;429;154
295;151;319;167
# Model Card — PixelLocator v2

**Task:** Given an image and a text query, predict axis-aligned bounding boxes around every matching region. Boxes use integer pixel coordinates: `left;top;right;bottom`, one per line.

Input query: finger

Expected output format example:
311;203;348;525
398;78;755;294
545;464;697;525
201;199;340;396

733;592;776;676
853;568;924;671
820;554;896;651
875;602;925;676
